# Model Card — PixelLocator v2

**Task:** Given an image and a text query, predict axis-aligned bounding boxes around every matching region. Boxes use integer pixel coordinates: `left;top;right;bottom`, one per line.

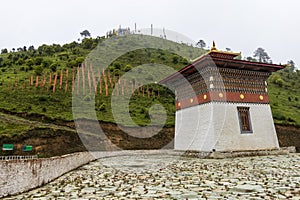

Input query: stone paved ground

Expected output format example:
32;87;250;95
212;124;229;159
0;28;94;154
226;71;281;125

4;153;300;199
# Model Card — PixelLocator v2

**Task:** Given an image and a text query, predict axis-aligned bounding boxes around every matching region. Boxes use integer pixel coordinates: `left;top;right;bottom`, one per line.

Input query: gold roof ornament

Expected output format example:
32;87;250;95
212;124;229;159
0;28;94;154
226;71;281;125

191;41;241;62
209;41;241;57
211;41;217;51
284;63;291;68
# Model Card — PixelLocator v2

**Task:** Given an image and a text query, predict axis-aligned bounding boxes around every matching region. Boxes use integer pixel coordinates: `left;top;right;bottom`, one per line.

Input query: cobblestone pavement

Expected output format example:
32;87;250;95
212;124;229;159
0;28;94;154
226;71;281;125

4;153;300;199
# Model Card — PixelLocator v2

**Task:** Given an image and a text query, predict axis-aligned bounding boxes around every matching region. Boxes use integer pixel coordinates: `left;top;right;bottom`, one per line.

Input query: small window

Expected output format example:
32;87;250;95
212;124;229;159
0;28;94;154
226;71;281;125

237;107;252;133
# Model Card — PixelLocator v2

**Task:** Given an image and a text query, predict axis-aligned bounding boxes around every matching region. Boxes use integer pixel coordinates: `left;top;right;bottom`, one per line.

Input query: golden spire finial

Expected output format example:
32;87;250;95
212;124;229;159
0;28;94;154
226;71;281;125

211;41;217;51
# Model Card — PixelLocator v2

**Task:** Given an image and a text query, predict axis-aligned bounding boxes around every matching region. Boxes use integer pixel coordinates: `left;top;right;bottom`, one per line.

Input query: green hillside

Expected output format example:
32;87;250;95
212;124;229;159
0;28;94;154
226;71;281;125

0;34;299;134
0;34;205;129
268;68;300;126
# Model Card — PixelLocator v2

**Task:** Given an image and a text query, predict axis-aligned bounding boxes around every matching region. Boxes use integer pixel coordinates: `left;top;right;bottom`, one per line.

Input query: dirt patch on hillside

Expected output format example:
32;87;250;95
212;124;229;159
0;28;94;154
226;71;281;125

0;120;175;157
276;124;300;152
74;119;175;151
0;127;87;157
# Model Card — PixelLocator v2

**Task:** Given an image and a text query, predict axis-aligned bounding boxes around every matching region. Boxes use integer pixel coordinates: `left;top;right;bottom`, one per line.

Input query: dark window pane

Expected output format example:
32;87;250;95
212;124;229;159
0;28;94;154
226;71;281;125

237;107;252;133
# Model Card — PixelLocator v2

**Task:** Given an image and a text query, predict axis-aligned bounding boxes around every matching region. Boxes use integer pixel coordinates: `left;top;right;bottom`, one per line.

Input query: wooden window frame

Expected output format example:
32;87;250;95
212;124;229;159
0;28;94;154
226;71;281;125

237;107;253;134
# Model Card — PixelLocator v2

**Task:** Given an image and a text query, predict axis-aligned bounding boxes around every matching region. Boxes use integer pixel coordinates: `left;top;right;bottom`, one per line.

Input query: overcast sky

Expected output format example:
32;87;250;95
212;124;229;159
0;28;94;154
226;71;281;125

0;0;299;67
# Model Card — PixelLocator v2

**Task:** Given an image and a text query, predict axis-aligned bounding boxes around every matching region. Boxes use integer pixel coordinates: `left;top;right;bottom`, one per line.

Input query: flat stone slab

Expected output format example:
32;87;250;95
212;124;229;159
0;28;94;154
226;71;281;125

230;184;264;193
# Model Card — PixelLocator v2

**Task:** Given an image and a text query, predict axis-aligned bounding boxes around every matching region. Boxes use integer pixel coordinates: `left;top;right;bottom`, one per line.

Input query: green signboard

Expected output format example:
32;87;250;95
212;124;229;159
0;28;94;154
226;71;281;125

22;145;33;151
2;144;14;151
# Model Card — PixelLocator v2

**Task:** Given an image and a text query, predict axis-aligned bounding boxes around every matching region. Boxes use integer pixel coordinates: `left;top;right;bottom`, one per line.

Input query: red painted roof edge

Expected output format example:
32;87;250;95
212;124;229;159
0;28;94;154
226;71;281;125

160;52;285;84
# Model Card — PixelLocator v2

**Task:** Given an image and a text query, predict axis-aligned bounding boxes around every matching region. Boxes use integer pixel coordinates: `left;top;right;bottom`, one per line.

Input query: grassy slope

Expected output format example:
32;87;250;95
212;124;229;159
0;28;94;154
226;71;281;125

0;111;75;142
268;69;300;126
0;35;206;128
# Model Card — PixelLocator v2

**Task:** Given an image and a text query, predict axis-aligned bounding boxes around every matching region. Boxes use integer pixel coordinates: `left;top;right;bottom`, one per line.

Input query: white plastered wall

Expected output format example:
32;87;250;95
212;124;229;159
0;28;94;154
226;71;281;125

174;103;279;152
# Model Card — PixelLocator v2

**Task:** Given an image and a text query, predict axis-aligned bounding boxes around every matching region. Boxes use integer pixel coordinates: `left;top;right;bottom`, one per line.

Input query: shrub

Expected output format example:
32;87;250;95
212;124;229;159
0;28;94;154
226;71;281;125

81;38;94;49
172;56;179;64
50;63;58;72
38;96;48;102
1;48;8;54
124;64;133;72
287;117;296;123
98;103;106;111
273;114;286;121
34;57;43;65
113;61;122;70
83;95;91;101
75;57;85;66
67;60;77;68
27;105;32;110
16;58;24;65
34;65;44;75
275;78;284;87
41;58;53;68
270;74;284;87
25;58;34;66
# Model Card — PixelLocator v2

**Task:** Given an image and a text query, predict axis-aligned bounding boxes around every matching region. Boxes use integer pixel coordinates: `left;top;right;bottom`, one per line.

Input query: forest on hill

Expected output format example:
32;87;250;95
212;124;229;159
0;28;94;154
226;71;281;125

0;31;299;141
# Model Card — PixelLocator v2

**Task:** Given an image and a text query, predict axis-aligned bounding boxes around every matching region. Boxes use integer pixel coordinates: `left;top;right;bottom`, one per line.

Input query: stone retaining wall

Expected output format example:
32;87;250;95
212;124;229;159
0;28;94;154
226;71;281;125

0;152;94;198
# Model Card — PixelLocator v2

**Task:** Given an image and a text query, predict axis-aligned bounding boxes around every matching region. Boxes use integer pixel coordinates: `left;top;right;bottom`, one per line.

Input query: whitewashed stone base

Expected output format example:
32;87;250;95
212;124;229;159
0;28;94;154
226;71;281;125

174;103;279;152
